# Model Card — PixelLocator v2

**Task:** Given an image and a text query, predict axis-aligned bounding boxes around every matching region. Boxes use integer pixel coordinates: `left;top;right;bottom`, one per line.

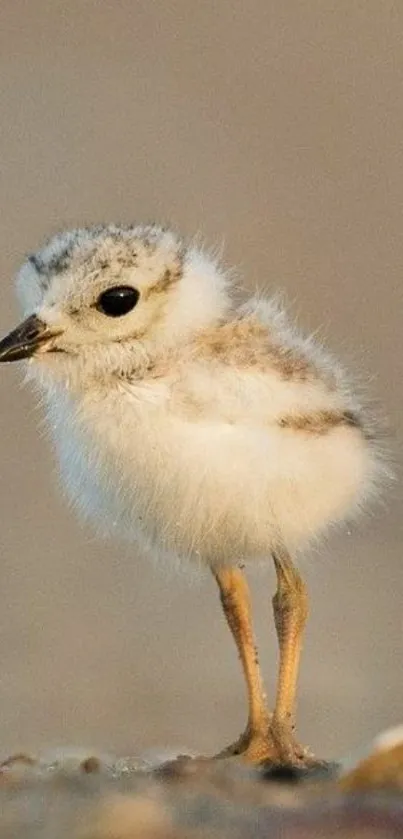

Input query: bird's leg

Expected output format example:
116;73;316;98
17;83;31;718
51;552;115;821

212;566;271;760
270;546;310;763
212;559;312;765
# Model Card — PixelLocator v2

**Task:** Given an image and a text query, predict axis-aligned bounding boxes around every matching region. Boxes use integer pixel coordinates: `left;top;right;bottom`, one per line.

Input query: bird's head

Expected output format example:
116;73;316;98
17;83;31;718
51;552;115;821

0;224;230;391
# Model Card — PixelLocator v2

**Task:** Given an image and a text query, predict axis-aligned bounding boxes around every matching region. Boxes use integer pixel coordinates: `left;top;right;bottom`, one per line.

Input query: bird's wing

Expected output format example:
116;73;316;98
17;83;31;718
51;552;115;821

171;300;347;428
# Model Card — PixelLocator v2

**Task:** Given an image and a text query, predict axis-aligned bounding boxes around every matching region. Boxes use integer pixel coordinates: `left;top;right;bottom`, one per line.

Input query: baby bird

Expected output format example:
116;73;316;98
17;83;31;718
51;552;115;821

0;224;386;766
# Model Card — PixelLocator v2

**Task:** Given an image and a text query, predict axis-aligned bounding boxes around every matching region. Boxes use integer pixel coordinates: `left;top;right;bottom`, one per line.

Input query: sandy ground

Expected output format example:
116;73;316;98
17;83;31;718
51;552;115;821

1;729;403;838
0;1;401;764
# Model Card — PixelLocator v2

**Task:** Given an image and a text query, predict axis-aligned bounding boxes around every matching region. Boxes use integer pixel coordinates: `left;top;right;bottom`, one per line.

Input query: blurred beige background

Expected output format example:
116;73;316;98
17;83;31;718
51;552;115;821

0;0;401;761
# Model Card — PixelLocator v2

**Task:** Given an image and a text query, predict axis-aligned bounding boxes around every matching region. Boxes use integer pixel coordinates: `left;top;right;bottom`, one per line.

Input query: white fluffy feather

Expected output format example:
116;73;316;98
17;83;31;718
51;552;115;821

15;224;387;568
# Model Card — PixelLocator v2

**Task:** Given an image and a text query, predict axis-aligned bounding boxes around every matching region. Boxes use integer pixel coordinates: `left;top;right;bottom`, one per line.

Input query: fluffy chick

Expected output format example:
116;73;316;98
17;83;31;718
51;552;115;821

0;223;387;765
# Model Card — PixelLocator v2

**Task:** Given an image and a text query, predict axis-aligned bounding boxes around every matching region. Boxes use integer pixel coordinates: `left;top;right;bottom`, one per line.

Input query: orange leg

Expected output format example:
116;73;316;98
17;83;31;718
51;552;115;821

270;547;310;763
213;566;270;760
213;555;312;765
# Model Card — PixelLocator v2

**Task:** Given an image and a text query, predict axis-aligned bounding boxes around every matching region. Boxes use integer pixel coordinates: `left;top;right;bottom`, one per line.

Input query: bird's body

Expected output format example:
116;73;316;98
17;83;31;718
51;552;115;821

0;224;387;765
46;301;376;568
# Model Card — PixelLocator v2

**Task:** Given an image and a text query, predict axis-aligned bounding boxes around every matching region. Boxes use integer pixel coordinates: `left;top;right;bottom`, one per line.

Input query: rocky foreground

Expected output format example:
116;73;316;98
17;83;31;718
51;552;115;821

0;726;402;838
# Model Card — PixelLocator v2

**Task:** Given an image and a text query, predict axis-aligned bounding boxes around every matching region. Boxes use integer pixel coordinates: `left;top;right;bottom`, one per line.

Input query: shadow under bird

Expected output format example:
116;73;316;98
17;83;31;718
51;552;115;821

0;224;388;765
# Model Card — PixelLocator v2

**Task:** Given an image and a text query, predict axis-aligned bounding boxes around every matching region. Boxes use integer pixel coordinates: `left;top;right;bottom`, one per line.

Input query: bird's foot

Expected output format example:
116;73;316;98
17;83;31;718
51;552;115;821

214;717;315;768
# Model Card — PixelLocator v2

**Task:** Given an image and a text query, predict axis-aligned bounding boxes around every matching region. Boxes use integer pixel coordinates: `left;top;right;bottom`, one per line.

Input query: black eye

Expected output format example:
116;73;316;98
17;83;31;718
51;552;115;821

96;286;140;317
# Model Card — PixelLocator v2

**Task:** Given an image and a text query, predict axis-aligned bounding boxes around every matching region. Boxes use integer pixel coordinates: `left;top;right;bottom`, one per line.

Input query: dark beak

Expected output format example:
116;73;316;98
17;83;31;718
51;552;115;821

0;314;59;362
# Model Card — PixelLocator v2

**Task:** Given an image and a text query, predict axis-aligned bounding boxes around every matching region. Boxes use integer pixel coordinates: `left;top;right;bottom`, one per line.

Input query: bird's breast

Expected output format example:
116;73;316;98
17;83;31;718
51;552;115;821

45;382;380;566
